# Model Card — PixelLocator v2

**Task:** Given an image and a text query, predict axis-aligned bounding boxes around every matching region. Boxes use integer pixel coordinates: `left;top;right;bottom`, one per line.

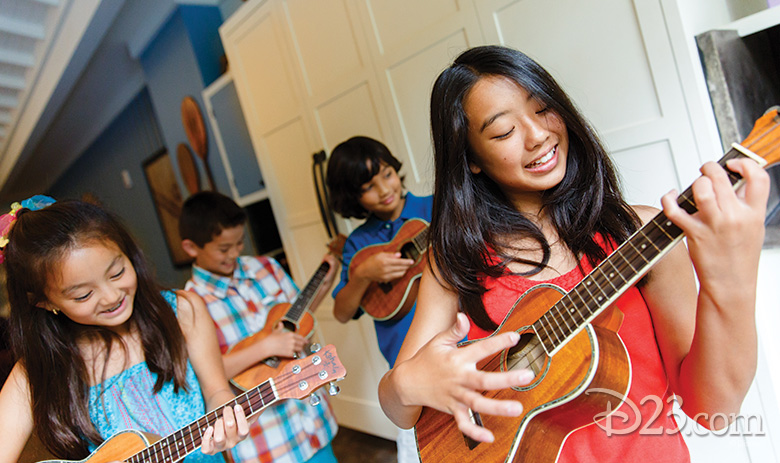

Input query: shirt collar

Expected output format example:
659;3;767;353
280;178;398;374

191;259;248;299
364;193;418;228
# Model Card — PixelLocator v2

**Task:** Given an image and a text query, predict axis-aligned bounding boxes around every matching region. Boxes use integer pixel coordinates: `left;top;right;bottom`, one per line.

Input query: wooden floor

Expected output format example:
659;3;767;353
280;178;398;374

332;427;398;463
18;425;398;463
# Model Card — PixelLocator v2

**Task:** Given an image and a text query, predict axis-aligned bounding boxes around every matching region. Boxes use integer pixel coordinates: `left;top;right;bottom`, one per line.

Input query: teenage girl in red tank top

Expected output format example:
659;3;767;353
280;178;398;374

378;45;769;461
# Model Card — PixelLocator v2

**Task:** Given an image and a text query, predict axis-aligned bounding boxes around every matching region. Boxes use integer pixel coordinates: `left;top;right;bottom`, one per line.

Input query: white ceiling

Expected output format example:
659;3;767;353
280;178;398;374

0;0;61;147
0;0;213;203
0;0;71;180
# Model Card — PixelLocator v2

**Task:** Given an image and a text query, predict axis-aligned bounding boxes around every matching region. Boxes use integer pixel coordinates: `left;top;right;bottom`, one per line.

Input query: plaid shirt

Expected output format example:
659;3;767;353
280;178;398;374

186;256;338;463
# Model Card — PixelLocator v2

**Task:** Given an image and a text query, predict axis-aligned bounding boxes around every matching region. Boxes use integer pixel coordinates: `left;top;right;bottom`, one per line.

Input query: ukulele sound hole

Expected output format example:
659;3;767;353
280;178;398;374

505;332;548;377
281;320;297;332
400;241;420;261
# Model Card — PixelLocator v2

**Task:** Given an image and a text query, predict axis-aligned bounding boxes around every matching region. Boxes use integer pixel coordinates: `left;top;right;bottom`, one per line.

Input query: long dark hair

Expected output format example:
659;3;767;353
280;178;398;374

429;46;640;332
4;200;189;459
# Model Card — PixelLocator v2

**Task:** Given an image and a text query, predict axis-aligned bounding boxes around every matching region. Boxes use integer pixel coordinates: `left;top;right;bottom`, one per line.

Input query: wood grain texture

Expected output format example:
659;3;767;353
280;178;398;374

349;218;428;321
228;303;316;391
415;285;630;463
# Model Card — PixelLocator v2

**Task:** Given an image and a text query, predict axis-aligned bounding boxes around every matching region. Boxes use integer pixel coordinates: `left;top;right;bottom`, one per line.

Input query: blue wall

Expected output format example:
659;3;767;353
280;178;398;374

48;90;191;287
139;6;231;198
180;4;226;88
47;5;255;288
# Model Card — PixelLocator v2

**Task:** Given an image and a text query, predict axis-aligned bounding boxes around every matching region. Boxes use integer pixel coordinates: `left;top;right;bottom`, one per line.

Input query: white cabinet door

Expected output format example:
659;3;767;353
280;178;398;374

220;0;400;440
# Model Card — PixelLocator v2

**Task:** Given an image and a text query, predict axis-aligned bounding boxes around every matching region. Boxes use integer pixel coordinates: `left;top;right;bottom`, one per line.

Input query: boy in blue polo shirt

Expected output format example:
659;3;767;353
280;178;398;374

326;136;431;463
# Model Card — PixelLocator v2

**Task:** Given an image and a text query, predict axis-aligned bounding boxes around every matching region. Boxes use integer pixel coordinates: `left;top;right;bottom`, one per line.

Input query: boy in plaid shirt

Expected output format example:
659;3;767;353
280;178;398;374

180;191;340;463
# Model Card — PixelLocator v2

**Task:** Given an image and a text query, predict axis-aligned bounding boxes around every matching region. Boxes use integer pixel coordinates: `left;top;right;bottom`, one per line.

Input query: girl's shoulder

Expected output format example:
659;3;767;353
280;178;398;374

631;204;660;224
169;289;201;325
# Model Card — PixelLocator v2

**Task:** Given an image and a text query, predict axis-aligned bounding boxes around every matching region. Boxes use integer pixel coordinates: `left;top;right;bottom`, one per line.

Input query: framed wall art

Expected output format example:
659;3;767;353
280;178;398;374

143;148;192;266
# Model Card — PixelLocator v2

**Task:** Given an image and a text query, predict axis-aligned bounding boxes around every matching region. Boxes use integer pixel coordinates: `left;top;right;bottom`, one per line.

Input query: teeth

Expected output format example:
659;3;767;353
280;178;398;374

106;299;122;313
527;147;555;168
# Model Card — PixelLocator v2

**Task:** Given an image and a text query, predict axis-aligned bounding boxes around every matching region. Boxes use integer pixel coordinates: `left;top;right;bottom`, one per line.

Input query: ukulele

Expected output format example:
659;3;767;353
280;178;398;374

414;108;780;463
228;235;346;391
39;345;346;463
349;218;429;321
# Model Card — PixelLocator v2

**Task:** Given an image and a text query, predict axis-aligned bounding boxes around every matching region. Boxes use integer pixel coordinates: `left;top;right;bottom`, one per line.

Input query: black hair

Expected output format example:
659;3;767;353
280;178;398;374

429;45;640;332
5;199;189;459
179;191;247;247
326;136;403;219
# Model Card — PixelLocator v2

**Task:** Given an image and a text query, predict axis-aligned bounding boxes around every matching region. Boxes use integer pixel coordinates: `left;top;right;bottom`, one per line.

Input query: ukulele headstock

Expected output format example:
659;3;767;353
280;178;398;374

274;344;346;401
327;234;348;260
740;107;780;166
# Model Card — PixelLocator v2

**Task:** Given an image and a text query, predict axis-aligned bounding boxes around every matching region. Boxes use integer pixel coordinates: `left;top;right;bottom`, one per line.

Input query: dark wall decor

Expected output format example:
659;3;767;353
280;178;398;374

143;149;192;266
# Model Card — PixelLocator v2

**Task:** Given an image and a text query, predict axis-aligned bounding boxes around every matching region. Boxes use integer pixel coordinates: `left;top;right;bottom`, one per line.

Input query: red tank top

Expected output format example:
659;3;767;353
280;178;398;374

470;245;690;462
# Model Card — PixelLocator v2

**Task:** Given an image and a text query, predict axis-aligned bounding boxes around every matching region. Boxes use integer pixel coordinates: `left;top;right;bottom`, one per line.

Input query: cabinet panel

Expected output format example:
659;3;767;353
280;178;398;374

315;82;386;151
232;8;300;131
263;118;319;215
364;0;462;54
611;140;678;207
385;30;471;193
491;0;660;132
285;0;366;97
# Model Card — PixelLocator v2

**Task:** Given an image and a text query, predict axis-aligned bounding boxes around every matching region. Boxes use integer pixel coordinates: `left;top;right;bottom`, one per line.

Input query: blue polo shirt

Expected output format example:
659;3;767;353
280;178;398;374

332;193;433;367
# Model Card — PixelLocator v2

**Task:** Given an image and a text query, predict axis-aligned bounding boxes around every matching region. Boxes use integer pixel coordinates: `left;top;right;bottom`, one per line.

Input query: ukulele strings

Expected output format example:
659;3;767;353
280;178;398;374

510;112;780;371
134;360;327;463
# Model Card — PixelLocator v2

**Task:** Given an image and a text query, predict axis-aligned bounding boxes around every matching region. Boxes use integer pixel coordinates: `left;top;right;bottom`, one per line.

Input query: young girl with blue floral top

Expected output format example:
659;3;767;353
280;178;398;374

0;198;250;462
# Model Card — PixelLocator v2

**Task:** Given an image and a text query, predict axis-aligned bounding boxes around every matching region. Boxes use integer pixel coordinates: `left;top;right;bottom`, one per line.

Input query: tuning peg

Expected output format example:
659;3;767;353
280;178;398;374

309;394;321;406
309;343;321;353
328;382;340;396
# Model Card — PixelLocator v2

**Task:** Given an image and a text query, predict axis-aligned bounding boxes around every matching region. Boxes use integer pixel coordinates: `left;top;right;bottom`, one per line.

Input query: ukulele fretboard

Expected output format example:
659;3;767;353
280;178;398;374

126;379;278;463
286;262;330;322
534;147;748;355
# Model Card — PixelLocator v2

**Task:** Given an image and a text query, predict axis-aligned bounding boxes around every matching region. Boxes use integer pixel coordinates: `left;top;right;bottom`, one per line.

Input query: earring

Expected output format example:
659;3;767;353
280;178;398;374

51;308;59;315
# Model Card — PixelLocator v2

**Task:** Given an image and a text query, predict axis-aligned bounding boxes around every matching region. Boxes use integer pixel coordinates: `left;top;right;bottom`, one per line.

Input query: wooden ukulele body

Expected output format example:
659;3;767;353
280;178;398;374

39;430;160;463
228;302;316;391
349;218;429;321
415;284;630;463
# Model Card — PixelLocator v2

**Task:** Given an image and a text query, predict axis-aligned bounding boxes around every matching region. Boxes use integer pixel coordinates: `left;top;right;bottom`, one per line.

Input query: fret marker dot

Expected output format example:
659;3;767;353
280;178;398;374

666;221;672;227
609;273;614;278
598;296;603;301
586;281;591;285
641;244;646;249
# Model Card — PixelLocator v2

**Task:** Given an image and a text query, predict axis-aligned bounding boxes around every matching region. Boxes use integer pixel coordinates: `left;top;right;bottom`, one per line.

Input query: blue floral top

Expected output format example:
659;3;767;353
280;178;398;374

87;291;223;462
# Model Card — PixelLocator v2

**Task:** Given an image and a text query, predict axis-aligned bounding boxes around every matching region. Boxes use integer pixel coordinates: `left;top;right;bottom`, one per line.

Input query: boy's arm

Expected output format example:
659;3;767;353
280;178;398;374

333;275;372;323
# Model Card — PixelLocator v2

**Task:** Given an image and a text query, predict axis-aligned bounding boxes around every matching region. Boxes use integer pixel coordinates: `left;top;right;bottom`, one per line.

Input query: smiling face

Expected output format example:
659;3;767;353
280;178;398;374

42;239;137;330
464;74;569;213
192;224;245;277
357;161;404;221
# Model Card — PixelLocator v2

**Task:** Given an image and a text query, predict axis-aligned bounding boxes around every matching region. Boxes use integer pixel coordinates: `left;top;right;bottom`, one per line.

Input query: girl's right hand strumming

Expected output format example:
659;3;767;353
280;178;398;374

390;313;535;443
